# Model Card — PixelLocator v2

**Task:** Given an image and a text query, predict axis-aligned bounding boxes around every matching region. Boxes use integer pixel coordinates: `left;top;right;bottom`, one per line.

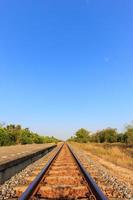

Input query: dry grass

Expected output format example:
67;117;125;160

71;142;133;170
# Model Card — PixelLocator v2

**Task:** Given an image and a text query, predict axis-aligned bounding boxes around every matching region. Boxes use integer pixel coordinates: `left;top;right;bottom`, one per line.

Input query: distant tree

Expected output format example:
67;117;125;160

0;128;12;146
74;128;90;143
105;128;117;143
32;133;44;144
69;128;118;143
0;122;59;146
43;136;59;143
123;124;133;143
95;128;117;143
68;122;133;144
67;136;76;142
20;129;33;144
117;133;124;143
6;124;22;144
89;132;100;143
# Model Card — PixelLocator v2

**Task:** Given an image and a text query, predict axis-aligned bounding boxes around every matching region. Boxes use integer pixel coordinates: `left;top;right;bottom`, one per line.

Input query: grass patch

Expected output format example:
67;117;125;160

71;142;133;170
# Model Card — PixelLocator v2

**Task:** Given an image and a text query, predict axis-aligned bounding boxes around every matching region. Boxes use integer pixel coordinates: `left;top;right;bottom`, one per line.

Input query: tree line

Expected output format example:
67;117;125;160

68;123;133;144
0;123;59;146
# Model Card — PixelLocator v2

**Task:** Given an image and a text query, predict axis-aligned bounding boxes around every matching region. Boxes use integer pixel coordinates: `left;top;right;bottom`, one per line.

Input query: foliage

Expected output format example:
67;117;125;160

20;129;33;144
6;124;22;144
94;128;117;143
68;122;133;144
68;128;90;143
0;123;59;146
32;133;44;144
123;124;133;143
0;128;12;146
43;136;59;144
117;133;124;143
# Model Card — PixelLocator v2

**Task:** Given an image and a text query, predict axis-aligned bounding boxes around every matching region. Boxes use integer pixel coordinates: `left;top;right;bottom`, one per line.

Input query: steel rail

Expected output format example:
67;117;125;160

67;144;108;200
19;143;64;200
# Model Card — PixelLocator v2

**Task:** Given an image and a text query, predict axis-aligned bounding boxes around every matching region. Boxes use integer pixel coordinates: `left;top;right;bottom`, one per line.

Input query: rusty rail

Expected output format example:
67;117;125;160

19;144;64;200
19;143;108;200
67;144;108;200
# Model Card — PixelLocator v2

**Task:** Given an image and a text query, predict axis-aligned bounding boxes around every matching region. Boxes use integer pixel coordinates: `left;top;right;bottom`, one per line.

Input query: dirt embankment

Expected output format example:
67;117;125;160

71;142;133;188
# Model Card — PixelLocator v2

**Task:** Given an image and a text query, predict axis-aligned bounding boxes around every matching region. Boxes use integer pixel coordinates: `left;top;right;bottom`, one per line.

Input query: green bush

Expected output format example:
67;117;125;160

0;123;59;146
33;133;44;144
0;128;13;146
68;125;133;144
43;136;59;143
68;128;90;143
20;129;34;144
123;125;133;143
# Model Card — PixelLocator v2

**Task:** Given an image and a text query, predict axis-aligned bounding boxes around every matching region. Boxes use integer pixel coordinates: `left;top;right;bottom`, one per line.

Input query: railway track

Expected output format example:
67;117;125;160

14;143;108;200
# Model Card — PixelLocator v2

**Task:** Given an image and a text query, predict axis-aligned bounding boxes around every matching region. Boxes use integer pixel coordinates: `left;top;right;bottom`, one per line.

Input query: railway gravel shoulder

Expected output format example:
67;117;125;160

0;146;59;200
14;143;108;199
70;143;133;200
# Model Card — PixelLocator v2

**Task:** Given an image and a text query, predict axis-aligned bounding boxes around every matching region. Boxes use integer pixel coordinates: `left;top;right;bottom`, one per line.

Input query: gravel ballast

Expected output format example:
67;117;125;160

0;147;58;200
71;144;133;200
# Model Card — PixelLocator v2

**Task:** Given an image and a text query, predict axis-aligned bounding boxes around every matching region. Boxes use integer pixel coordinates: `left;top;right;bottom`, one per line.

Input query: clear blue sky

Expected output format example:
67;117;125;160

0;0;133;140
